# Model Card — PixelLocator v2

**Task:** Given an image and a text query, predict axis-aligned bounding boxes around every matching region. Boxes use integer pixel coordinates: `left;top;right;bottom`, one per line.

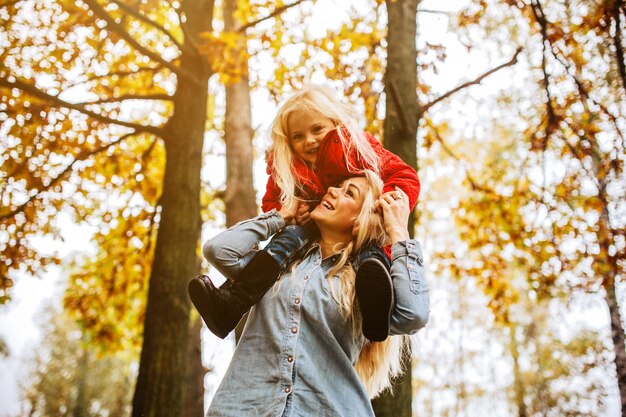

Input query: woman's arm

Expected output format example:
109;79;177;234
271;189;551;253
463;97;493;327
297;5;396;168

377;188;430;335
202;210;285;280
388;240;430;335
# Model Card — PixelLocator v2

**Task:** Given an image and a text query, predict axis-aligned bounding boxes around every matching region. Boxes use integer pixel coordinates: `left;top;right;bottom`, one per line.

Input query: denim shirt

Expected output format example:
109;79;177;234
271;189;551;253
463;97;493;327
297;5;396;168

203;210;430;417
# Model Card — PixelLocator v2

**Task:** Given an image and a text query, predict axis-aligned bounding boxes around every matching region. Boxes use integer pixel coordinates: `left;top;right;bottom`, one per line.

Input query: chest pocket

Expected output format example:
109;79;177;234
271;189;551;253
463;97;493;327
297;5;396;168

322;275;343;306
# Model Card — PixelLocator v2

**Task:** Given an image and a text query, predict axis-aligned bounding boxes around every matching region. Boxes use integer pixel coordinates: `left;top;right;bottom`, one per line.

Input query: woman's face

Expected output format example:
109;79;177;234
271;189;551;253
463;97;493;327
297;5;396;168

310;176;369;233
286;108;334;165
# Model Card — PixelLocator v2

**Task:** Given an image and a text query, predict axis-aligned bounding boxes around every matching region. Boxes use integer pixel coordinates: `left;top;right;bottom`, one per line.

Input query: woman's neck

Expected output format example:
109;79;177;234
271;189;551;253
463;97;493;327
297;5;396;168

317;235;350;258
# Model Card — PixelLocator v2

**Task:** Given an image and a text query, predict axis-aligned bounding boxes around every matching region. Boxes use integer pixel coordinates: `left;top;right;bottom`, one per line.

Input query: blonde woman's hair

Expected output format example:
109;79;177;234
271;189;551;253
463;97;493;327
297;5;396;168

287;170;407;398
268;85;381;208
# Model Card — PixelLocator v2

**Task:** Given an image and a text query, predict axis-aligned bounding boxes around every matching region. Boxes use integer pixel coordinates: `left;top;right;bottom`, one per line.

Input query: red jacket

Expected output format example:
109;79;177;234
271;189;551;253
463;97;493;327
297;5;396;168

262;129;420;213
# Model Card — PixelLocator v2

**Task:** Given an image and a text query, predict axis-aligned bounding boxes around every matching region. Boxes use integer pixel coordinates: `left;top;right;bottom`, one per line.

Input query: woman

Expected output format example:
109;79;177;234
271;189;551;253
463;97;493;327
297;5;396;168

198;171;429;416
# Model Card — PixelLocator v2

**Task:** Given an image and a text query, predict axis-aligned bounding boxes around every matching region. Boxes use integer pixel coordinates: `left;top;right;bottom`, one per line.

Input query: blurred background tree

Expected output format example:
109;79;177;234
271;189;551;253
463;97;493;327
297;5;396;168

19;307;135;417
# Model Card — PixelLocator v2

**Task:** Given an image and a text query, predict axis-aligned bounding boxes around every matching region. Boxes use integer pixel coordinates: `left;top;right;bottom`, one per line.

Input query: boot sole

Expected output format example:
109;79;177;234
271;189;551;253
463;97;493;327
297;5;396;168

355;259;394;342
188;277;230;339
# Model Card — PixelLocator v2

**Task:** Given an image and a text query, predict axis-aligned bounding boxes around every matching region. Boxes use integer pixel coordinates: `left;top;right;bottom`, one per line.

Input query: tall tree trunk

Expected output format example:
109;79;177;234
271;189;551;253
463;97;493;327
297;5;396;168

183;316;205;417
131;1;214;416
223;0;258;342
509;322;528;417
72;345;89;417
605;280;626;416
374;1;420;416
383;0;421;233
598;203;626;416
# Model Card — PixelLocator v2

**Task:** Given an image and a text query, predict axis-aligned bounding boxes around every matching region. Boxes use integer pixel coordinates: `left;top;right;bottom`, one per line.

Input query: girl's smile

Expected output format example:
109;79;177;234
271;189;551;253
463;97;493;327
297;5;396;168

287;108;335;165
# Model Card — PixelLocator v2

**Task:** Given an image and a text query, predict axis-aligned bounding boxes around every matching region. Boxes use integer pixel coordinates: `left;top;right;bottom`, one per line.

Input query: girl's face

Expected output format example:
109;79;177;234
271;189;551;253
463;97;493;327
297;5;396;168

311;176;368;233
286;108;334;165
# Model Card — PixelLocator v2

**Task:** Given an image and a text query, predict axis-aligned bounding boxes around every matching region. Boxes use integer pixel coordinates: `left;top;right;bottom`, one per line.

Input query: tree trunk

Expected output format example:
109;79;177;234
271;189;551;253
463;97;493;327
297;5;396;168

72;345;89;417
597;193;626;416
131;1;214;416
223;0;258;342
374;1;420;416
183;316;205;417
605;280;626;416
509;323;528;417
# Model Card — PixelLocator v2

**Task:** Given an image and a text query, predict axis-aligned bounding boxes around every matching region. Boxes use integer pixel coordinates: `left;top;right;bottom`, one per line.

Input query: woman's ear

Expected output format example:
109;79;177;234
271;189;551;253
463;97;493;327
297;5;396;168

351;217;360;237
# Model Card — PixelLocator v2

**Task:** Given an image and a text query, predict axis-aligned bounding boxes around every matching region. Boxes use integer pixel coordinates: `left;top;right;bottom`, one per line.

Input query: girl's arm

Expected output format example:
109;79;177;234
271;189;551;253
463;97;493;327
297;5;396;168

262;174;283;212
202;211;285;280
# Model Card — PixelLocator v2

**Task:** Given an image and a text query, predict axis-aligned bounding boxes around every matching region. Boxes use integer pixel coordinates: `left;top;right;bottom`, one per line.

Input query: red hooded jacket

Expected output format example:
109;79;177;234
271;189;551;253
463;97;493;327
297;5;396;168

262;129;420;213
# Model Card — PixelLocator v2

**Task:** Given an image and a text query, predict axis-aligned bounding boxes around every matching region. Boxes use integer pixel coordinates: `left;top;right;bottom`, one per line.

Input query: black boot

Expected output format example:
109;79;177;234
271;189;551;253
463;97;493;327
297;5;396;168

188;225;316;339
355;245;394;342
188;252;279;338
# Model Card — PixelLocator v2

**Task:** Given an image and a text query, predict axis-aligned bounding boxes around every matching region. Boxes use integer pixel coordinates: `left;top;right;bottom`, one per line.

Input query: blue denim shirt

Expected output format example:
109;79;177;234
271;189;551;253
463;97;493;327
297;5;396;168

203;210;430;417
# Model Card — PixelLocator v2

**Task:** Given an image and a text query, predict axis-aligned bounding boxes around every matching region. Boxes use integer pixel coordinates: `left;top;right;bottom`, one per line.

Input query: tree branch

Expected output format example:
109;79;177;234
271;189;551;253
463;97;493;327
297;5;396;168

73;93;173;105
108;0;188;54
238;0;311;32
0;76;163;135
611;0;626;97
0;132;137;221
430;124;497;195
63;65;164;90
417;9;451;15
81;0;205;86
531;0;559;143
0;0;21;8
422;46;523;113
81;0;183;75
535;0;625;143
176;6;201;52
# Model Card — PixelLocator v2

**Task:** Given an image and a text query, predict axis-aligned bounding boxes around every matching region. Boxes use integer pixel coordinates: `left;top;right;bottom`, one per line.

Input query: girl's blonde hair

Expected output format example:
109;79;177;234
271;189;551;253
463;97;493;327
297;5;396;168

268;85;381;208
288;170;406;398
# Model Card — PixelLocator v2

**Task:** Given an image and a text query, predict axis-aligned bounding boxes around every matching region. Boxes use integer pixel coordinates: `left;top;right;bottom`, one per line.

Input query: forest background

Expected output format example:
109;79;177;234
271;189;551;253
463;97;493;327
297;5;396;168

0;0;625;416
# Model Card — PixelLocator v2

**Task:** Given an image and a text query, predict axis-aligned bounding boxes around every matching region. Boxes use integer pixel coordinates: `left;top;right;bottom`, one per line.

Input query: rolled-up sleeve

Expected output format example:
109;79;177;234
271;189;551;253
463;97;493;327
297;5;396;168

389;239;430;335
202;210;285;280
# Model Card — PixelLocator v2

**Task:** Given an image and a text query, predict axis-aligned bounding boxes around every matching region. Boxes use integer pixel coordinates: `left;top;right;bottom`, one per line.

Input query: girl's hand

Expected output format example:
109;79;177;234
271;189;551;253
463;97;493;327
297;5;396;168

278;198;298;225
377;187;411;243
294;201;311;225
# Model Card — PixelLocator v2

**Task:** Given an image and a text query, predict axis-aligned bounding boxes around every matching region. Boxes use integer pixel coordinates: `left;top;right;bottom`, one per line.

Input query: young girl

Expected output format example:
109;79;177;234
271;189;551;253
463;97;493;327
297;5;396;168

189;85;420;342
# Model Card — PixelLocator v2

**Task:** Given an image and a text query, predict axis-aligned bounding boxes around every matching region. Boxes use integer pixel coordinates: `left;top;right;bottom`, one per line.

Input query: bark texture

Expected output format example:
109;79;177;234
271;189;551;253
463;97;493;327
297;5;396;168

599;205;626;416
131;1;214;416
183;316;205;417
223;0;259;342
373;0;421;416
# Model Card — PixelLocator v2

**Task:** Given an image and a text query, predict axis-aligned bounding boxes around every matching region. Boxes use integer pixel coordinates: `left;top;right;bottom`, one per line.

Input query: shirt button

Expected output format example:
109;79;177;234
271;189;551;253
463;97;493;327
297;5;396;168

287;355;294;362
291;326;298;334
285;387;292;394
294;298;301;305
304;275;309;280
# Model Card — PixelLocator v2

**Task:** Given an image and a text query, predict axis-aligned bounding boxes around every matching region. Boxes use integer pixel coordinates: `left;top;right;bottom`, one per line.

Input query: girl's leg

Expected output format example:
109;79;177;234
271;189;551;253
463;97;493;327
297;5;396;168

188;224;318;339
355;244;394;342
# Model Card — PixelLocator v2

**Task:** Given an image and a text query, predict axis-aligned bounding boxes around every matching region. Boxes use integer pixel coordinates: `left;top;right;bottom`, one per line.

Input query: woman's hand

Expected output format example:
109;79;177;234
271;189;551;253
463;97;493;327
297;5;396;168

278;198;299;225
294;201;311;225
377;187;411;243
